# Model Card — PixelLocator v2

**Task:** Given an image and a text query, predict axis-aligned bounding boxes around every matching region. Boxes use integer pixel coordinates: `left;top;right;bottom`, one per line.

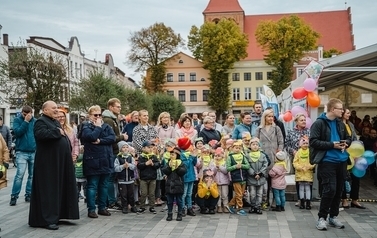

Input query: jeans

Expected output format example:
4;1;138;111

272;189;286;207
166;193;183;213
11;151;35;198
182;182;194;209
87;174;110;212
318;162;346;219
249;185;263;208
107;173;117;205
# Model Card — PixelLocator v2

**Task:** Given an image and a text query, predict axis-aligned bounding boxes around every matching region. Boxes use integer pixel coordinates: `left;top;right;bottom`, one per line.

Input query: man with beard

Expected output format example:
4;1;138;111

29;101;79;230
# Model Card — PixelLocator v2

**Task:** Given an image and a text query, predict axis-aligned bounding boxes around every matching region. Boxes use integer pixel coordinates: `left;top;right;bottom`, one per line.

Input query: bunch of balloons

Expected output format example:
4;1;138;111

292;77;321;107
347;141;375;178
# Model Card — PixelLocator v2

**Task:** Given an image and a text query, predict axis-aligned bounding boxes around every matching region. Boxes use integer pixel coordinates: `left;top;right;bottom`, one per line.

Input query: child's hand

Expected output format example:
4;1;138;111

236;163;241;169
255;174;260;180
123;162;129;169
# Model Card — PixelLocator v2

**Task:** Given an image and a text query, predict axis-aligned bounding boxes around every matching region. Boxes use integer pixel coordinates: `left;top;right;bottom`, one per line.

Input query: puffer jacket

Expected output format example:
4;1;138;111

226;153;250;182
214;160;230;185
293;148;315;182
269;162;286;189
247;151;268;186
81;122;116;176
137;153;160;180
181;151;197;183
162;160;186;194
309;113;351;164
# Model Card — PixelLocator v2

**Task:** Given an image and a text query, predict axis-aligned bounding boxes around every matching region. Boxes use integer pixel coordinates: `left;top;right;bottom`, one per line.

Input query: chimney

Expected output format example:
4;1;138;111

3;34;8;46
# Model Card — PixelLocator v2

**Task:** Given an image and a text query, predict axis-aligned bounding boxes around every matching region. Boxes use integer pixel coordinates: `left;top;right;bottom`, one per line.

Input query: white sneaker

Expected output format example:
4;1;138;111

316;218;327;230
327;216;345;229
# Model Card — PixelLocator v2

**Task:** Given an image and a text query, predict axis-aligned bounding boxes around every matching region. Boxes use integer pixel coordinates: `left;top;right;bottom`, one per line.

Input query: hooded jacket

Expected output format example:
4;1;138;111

309;113;351;165
102;109;123;154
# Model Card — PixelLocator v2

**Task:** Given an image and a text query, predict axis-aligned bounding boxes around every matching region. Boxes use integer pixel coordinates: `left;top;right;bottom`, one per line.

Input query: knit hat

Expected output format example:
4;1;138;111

299;136;309;146
202;144;211;152
118;141;128;151
232;140;243;147
225;139;234;149
276;151;286;161
249;137;260;145
171;147;181;157
178;137;191;151
165;139;176;151
214;147;224;156
194;137;204;147
208;139;218;148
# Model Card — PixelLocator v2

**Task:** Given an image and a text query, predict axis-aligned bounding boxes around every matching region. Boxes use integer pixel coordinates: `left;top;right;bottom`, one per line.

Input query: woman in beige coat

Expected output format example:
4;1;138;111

0;133;9;189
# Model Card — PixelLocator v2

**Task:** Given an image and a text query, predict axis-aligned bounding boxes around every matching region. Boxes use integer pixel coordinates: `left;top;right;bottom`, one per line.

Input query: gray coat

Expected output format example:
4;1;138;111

247;152;268;186
255;124;284;170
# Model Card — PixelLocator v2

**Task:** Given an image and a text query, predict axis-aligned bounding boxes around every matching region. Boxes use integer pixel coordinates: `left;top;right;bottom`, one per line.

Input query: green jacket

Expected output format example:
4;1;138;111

102;109;123;154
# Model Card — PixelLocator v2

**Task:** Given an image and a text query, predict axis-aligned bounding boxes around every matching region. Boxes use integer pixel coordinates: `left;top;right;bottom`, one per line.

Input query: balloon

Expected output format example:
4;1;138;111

363;150;375;165
347;156;355;170
307;92;321;107
354;157;368;171
291;106;306;117
292;87;308;100
303;78;317;92
305;117;313;128
283;111;293;122
351;166;366;178
347;141;365;158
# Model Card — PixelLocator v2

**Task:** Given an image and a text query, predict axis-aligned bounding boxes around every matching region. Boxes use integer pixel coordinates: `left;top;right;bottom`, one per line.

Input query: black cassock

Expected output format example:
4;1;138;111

29;114;79;227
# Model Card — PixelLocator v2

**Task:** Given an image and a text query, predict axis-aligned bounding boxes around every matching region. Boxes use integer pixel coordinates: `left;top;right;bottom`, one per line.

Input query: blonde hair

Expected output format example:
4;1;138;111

203;116;213;125
259;109;274;128
88;105;101;115
294;113;306;122
107;98;120;108
138;109;149;123
57;110;73;134
326;98;343;112
156;112;170;127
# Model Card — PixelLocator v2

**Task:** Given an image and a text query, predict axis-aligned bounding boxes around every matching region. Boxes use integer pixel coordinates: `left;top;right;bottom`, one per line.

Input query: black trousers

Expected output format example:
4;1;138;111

317;161;347;219
119;183;135;208
195;195;219;210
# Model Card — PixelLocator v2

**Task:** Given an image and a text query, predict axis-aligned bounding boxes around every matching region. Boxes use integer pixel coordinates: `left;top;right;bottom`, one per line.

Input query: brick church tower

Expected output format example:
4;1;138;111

203;0;245;32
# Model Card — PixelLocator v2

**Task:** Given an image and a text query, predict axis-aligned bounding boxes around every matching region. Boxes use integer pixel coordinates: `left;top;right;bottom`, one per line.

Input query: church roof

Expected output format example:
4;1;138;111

244;9;355;60
203;0;244;13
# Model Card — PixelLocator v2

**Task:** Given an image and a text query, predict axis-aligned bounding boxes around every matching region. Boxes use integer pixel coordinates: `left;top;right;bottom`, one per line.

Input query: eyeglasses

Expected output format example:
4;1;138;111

334;108;344;111
92;114;102;117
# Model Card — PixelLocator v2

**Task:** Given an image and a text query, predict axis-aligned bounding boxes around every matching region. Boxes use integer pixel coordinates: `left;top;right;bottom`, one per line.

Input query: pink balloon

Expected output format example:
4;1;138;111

305;117;313;128
303;78;317;92
291;106;306;117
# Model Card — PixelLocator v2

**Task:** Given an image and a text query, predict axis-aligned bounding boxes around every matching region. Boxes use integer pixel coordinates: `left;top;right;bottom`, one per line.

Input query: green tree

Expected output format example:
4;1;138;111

127;22;184;93
150;93;185;123
323;48;342;58
255;15;320;95
0;43;68;117
188;19;248;116
121;88;153;116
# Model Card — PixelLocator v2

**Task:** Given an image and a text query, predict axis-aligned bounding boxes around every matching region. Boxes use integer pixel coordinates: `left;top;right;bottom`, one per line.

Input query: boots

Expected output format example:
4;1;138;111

306;200;311;210
166;213;173;221
187;207;196;216
217;206;223;213
272;205;281;212
300;199;305;209
176;213;182;221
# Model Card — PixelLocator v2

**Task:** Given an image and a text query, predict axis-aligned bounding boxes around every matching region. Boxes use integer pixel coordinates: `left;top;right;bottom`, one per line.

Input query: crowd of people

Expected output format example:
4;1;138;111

0;98;375;232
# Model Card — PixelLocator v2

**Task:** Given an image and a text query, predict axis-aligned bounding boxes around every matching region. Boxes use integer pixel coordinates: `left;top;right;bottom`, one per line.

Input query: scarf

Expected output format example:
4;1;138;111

202;155;212;167
215;158;226;167
170;159;182;171
297;148;309;160
180;126;195;138
141;153;155;160
275;160;286;169
249;151;261;163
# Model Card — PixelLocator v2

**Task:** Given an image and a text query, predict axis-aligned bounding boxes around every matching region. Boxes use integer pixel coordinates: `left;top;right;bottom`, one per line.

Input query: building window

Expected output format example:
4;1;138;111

190;90;197;102
244;72;251;81
166;73;173;82
255;72;263;80
203;90;209;101
80;64;82;79
297;68;305;77
178;73;185;82
70;61;73;76
244;87;252;100
233;88;240;101
75;62;78;78
190;73;196;81
200;78;205;81
267;71;272;80
178;90;186;102
178;60;183;64
232;73;240;81
167;90;174;96
256;87;263;100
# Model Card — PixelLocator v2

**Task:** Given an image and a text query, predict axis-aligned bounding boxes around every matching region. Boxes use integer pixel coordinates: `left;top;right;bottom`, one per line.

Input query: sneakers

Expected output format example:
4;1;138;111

122;207;128;214
108;203;122;211
316;218;327;230
149;207;157;214
224;205;235;214
187;208;196;216
236;209;247;216
10;196;17;206
130;206;138;213
328;216;345;229
25;195;31;202
137;207;146;214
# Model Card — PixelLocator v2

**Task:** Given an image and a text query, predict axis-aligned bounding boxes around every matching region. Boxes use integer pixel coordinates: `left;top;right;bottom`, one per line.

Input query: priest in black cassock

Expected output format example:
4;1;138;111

28;101;79;230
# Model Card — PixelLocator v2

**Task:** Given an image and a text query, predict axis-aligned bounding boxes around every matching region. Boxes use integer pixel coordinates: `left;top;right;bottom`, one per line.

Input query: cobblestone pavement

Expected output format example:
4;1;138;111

1;166;377;238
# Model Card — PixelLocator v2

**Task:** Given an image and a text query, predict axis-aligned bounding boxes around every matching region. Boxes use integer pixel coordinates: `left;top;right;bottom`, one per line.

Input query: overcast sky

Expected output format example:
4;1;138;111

1;0;376;81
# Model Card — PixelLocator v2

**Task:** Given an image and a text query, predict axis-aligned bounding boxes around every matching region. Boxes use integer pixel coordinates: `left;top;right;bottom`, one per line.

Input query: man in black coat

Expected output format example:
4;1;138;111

28;101;79;230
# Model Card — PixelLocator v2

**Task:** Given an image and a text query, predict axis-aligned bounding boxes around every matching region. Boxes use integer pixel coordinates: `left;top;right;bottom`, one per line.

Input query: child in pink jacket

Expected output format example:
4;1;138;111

268;151;287;212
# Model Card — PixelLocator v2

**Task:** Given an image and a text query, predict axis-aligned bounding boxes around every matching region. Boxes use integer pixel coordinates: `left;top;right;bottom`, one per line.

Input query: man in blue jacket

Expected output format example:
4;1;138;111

10;105;36;206
309;98;351;231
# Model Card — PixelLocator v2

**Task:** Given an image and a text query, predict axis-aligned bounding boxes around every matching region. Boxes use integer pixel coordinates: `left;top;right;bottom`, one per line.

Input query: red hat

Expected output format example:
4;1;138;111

177;137;191;151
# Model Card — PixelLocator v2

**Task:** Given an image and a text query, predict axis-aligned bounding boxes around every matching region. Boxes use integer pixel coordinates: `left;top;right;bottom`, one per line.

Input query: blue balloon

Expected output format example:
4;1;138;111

352;167;366;178
354;157;368;171
363;150;376;165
